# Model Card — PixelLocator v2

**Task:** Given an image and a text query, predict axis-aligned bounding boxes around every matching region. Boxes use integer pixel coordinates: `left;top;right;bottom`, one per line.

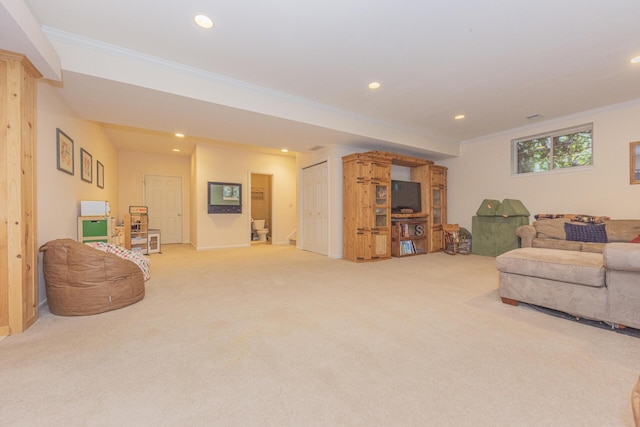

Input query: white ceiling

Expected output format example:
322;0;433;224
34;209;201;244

14;1;640;158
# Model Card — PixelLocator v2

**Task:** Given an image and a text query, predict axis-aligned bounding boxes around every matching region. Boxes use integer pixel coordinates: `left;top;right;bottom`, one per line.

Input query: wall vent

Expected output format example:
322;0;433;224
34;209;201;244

526;114;543;120
308;145;324;151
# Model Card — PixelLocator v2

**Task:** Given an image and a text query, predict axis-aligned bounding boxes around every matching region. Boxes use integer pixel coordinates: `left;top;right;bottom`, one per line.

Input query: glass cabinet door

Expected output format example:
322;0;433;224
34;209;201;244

374;183;389;228
432;188;442;225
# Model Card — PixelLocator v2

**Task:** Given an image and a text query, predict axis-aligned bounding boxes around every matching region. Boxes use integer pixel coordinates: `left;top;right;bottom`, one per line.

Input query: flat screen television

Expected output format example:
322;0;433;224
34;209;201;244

208;182;242;214
391;180;421;214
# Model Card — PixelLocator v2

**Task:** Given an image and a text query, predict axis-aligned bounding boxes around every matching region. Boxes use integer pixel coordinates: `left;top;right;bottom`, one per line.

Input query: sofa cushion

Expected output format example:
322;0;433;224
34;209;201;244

564;222;608;243
495;248;605;288
532;238;583;251
605;220;640;242
581;242;606;253
533;218;569;239
603;243;640;272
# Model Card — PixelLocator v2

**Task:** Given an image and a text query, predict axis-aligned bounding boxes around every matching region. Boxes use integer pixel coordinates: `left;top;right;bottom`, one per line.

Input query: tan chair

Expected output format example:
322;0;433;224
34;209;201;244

633;375;640;427
443;224;460;255
443;224;471;255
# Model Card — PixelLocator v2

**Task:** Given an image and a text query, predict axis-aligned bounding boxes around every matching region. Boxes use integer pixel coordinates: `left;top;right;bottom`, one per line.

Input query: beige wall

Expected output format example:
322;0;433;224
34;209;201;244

118;150;190;242
442;101;640;232
193;144;297;249
36;81;119;302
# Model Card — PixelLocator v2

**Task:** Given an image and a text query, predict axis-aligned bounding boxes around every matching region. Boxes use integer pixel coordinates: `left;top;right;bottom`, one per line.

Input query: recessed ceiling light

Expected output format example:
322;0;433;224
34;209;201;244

194;14;214;29
173;148;181;152
175;133;185;138
368;82;381;90
454;114;465;120
631;55;640;64
281;148;289;153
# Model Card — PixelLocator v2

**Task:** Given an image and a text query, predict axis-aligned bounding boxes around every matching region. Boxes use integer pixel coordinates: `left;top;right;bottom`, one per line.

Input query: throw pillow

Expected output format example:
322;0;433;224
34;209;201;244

632;234;640;243
564;222;608;243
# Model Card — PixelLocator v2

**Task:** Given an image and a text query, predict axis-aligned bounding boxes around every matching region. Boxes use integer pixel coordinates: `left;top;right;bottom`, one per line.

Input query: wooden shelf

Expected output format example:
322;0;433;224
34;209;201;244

124;210;149;255
391;213;428;219
391;218;428;257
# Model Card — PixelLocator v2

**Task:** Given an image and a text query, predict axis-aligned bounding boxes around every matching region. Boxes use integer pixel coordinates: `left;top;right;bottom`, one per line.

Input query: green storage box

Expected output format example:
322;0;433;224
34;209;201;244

471;216;529;256
471;198;530;256
495;199;530;217
475;199;501;216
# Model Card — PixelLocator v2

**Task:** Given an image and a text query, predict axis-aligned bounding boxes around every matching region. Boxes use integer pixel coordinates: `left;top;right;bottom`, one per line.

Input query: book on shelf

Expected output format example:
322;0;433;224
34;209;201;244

400;240;416;255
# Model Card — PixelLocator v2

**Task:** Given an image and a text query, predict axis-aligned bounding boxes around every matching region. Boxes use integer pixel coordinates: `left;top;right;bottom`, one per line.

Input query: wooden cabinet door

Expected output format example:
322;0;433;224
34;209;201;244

431;226;444;252
372;181;390;230
428;165;447;253
353;230;390;260
354;230;369;261
430;166;447;187
371;161;391;181
372;231;390;259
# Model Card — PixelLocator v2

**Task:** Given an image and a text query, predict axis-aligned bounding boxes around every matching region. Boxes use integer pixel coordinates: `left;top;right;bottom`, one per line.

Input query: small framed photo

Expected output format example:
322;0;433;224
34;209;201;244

56;128;74;175
96;160;104;189
80;148;92;183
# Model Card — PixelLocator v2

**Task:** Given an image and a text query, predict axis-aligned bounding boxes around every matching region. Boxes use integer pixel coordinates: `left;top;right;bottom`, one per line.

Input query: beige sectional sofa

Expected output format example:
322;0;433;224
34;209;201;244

496;217;640;329
516;218;640;253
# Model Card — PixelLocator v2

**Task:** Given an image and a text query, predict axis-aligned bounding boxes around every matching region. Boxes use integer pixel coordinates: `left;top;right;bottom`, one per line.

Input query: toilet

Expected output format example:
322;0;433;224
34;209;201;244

251;219;269;242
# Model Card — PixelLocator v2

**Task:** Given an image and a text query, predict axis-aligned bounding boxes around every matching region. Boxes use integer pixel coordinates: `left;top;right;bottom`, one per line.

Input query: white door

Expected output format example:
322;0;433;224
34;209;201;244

144;175;183;244
302;162;328;255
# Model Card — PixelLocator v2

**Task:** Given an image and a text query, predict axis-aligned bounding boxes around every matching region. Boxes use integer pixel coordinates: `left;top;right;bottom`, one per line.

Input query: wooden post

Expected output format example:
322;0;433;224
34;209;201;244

0;49;42;335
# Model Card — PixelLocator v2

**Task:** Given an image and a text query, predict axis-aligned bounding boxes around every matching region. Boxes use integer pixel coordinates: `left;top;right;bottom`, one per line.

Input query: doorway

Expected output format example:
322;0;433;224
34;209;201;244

144;175;183;244
250;173;273;244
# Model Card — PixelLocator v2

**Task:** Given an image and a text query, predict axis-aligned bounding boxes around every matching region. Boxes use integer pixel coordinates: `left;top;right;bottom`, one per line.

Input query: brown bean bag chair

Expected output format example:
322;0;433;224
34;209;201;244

39;239;145;316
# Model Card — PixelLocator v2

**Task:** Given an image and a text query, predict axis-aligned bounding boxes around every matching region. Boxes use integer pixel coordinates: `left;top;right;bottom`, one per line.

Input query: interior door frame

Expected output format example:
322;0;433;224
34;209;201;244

248;171;274;244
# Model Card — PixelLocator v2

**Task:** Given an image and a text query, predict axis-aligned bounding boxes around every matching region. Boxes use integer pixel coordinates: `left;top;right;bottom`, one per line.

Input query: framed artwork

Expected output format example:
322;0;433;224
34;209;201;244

97;160;104;189
630;141;640;184
80;148;92;183
56;128;74;175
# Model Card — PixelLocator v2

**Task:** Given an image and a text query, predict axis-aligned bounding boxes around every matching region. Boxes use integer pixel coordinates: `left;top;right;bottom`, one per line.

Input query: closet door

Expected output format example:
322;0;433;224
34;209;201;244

302;162;328;255
145;175;183;244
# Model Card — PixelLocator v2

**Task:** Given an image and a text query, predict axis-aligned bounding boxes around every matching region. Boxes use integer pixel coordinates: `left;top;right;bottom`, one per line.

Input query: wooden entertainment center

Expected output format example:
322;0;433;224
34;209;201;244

342;151;447;262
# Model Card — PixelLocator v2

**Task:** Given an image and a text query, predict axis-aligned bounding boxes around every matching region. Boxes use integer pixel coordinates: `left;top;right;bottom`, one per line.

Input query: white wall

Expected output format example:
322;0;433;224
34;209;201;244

193;144;297;249
441;101;640;232
118;150;190;242
36;81;119;303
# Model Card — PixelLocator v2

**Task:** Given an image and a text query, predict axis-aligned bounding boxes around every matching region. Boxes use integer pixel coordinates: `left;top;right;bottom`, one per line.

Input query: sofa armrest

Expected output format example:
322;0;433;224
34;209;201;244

515;225;536;248
603;243;640;271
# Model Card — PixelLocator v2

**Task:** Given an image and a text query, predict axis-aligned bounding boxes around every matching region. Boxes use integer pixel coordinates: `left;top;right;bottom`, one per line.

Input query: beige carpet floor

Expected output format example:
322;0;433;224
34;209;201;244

1;244;639;426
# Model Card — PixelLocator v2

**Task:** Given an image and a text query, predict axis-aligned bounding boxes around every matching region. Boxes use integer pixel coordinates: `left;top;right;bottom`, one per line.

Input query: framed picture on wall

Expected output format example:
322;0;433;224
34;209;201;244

81;148;92;183
56;128;74;175
97;160;104;189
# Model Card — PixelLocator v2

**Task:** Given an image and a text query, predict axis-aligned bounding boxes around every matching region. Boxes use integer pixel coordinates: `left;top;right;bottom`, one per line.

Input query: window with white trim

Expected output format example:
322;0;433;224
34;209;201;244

512;124;593;174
